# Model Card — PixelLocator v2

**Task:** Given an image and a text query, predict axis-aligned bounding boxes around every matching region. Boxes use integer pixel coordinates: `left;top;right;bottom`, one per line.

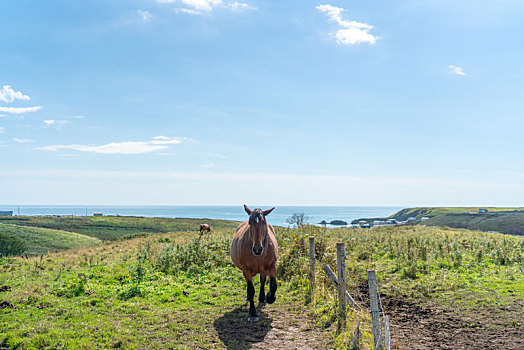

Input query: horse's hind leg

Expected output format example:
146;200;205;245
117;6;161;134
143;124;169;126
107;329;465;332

266;265;278;304
259;274;267;305
243;272;258;322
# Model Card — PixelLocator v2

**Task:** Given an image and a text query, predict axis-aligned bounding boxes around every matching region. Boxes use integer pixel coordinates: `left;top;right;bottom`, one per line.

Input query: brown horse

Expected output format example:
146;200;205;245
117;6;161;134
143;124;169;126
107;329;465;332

230;205;278;322
200;224;211;234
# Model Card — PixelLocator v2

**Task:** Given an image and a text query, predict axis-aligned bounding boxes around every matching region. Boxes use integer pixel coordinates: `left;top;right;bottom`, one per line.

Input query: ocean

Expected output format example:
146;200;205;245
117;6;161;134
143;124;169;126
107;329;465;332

0;205;403;226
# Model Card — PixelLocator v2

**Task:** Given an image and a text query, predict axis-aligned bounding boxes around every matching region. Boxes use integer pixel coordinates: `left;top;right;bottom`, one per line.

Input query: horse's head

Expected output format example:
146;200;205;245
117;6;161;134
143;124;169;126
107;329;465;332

244;204;275;256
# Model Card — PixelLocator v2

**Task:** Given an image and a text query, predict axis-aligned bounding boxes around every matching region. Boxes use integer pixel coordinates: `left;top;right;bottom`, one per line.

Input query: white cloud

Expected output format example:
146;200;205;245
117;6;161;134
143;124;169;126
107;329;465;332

448;65;466;76
0;106;42;114
0;85;30;103
44;119;68;128
225;2;256;11
13;138;35;144
0;114;5;118
151;135;192;145
73;115;85;119
37;136;192;155
0;127;5;133
317;4;378;45
158;0;254;15
138;10;153;21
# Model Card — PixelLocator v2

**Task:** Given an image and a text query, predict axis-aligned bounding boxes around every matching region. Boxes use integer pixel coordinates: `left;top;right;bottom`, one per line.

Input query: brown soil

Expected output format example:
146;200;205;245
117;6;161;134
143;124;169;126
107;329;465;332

352;282;524;350
381;294;523;350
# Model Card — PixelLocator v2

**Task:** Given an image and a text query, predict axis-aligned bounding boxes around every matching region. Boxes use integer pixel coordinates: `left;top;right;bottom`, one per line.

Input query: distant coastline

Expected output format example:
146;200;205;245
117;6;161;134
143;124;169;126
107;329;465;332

0;205;403;227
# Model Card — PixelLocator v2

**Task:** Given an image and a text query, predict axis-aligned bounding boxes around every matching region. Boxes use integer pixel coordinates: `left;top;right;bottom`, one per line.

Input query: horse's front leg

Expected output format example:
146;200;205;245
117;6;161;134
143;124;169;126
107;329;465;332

243;271;258;322
266;265;278;304
259;274;267;305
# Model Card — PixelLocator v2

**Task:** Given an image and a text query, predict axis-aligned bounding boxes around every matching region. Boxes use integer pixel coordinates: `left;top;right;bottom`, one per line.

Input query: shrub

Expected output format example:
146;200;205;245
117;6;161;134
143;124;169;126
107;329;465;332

0;232;26;257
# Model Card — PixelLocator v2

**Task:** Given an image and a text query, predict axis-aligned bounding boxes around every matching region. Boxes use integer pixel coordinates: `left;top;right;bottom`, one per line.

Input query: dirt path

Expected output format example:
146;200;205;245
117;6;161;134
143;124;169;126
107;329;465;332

213;302;332;350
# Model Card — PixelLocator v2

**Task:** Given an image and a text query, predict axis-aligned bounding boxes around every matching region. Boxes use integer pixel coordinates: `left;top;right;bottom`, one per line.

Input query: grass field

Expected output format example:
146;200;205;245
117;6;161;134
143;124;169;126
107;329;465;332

0;216;240;241
0;223;101;255
1;221;523;349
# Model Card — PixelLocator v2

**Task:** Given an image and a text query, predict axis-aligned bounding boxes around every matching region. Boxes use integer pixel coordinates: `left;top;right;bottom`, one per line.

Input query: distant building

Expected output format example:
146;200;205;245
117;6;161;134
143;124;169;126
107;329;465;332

0;211;13;216
421;217;429;221
406;217;417;222
478;208;488;213
93;212;103;217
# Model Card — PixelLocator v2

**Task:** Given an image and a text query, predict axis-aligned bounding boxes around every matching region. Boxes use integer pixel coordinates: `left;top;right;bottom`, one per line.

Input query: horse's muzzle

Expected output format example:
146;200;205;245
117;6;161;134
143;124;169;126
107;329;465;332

252;246;264;256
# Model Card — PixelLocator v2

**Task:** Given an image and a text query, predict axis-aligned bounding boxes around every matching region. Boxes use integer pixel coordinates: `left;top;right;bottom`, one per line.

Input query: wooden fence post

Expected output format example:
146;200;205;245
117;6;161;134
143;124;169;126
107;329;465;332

384;315;391;350
367;269;382;350
336;243;347;326
308;237;315;295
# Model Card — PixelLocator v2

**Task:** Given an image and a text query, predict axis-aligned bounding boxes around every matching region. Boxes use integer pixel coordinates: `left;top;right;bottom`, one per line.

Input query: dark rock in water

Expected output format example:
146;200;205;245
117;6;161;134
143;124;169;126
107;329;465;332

329;220;348;226
319;220;328;225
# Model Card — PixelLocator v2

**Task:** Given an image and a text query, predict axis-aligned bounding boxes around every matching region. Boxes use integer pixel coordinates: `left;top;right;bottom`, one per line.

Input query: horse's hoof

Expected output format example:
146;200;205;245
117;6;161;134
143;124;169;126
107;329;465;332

248;316;259;322
266;293;276;304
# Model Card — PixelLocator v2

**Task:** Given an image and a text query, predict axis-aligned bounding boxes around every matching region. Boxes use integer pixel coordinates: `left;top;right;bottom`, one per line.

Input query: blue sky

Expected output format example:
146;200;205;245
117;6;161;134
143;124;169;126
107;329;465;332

0;0;523;206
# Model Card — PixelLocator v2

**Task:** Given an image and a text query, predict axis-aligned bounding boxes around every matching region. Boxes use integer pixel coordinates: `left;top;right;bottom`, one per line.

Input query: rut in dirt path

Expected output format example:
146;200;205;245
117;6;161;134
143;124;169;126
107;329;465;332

214;303;331;350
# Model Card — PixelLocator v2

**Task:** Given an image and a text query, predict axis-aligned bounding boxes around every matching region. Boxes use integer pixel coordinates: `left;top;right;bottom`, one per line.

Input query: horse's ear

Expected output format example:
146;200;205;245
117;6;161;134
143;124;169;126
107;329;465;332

262;207;275;216
244;204;253;215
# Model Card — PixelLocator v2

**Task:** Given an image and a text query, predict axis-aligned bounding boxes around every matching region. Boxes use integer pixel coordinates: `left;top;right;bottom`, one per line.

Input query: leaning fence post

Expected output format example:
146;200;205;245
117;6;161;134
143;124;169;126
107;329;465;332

367;269;382;350
336;243;347;326
322;265;360;310
348;321;361;350
308;237;315;295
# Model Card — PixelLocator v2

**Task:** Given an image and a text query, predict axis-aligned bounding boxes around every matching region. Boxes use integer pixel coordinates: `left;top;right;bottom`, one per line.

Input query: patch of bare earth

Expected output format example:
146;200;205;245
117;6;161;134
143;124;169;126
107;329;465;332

214;302;332;350
384;296;524;350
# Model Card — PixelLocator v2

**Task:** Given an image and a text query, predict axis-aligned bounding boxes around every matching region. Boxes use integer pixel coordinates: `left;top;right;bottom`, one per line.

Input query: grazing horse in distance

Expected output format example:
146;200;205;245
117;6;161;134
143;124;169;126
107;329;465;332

230;205;278;322
199;224;211;240
200;224;211;234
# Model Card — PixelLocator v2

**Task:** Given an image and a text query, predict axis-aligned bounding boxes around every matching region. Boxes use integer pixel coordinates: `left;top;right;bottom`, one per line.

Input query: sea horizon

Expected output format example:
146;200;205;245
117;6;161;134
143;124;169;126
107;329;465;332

0;205;404;227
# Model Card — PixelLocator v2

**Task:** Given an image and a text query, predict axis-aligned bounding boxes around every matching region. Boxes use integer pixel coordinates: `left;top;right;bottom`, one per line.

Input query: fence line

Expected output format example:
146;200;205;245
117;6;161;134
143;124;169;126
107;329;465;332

305;239;391;350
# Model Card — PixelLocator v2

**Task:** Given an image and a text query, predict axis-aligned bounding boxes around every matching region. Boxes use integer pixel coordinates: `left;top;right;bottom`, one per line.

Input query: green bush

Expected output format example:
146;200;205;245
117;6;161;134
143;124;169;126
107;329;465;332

0;232;26;257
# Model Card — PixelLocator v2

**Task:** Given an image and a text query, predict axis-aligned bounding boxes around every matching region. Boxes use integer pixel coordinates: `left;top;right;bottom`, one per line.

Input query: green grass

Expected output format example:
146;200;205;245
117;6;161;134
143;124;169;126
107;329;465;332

0;230;336;349
1;223;522;349
300;225;524;316
0;223;101;255
424;213;524;235
0;216;240;241
390;207;524;221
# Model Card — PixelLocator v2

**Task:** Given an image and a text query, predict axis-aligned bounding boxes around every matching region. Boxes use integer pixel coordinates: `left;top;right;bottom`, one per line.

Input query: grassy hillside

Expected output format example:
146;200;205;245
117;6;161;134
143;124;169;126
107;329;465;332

389;207;524;221
0;223;101;255
1;224;522;349
424;213;524;235
0;216;240;241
